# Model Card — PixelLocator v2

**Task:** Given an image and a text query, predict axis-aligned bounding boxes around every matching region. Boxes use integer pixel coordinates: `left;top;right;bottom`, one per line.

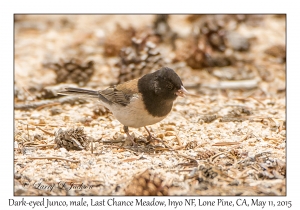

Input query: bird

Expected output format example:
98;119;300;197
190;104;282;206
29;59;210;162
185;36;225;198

59;67;188;145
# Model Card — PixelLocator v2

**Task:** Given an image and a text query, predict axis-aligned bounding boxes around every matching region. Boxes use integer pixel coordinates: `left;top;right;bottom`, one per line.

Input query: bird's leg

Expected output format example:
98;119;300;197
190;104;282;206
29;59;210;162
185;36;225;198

123;125;136;146
144;126;167;147
144;126;155;141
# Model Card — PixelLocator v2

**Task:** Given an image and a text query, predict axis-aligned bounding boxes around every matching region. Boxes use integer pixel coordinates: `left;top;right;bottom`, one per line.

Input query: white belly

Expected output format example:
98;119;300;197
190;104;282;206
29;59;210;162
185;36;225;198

109;94;166;128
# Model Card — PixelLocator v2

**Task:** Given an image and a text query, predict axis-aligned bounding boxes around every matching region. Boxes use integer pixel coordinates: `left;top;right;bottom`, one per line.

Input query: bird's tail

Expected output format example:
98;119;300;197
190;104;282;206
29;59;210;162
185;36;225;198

59;87;100;99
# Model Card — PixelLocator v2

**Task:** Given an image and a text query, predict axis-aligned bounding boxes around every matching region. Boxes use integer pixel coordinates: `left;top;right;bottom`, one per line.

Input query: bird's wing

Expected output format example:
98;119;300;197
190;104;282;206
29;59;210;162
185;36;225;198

100;87;133;106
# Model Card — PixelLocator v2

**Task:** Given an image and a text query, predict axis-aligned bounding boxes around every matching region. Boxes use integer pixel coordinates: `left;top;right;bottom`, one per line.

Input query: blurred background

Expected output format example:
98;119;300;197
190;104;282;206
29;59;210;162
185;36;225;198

14;15;286;196
14;14;286;101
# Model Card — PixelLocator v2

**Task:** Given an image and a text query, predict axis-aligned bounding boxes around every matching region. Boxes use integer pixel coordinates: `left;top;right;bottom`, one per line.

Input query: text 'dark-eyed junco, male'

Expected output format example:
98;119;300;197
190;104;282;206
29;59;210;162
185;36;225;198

59;67;188;145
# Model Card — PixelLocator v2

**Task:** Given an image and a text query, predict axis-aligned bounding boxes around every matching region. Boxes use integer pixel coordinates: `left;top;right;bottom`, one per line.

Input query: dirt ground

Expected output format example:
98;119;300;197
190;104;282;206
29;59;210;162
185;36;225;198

14;15;286;195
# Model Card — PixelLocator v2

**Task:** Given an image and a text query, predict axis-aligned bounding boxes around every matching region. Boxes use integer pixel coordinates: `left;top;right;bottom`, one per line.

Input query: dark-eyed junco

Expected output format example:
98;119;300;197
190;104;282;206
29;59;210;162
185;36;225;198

59;67;188;145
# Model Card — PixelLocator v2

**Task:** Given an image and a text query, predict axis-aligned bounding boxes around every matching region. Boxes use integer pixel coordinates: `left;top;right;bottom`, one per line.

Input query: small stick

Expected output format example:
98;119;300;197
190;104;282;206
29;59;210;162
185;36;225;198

18;165;30;174
22;142;34;146
176;154;198;166
91;138;94;154
48;124;66;127
267;117;277;127
15;101;52;110
102;140;125;144
154;147;172;151
101;145;120;149
264;137;283;141
173;145;185;150
209;152;225;163
249;96;266;107
239;131;251;142
212;142;240;146
278;120;285;133
22;87;36;100
27;124;30;141
175;133;182;147
15;117;28;120
224;104;251;108
36;127;55;136
27;156;80;163
14;96;87;110
202;79;258;90
36;102;60;110
31;144;56;148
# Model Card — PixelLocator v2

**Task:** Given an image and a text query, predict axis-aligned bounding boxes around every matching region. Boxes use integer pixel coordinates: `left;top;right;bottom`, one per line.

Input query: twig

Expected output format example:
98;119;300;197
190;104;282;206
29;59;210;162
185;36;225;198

14;96;87;110
154;147;172;151
22;87;36;100
102;140;125;144
209;152;225;163
176;153;198;166
15;117;28;120
122;158;139;162
27;124;30;141
18;165;30;174
22;142;34;146
173;145;185;150
175;133;182;147
31;144;56;148
267;117;277;128
36;127;55;136
27;156;80;163
278;120;285;133
264;137;283;141
101;145;120;149
36;102;60;110
224;104;251;108
202;79;258;90
220;117;248;122
249;96;266;107
212;142;240;146
15;101;52;110
91;137;94;154
48;124;66;127
239;131;251;142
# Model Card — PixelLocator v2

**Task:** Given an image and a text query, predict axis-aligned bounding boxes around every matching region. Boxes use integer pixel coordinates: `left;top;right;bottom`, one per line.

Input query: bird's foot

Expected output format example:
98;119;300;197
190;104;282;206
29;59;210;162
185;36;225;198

126;133;138;147
123;126;137;147
144;126;168;147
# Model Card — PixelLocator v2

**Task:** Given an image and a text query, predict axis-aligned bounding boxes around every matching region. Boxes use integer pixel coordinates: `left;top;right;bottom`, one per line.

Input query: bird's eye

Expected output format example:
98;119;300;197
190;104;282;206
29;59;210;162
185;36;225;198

166;82;174;90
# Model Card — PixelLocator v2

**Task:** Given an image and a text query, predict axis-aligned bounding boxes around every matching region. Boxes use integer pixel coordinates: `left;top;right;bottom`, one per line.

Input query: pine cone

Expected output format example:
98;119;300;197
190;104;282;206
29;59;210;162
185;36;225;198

115;37;166;84
185;141;198;150
125;169;169;196
175;15;252;69
197;150;216;160
103;24;135;57
227;106;253;117
264;44;286;62
199;165;218;179
54;127;91;151
45;59;94;86
211;64;255;81
174;34;233;69
197;15;227;52
152;15;177;49
229;149;248;159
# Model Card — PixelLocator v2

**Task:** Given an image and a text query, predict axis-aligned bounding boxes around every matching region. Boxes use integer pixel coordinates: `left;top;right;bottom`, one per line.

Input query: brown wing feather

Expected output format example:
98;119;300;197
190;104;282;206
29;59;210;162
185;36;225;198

60;79;139;107
99;88;129;106
100;79;138;106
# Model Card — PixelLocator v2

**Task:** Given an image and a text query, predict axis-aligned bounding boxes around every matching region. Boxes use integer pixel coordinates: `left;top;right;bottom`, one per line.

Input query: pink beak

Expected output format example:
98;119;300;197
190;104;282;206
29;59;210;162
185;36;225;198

176;86;189;97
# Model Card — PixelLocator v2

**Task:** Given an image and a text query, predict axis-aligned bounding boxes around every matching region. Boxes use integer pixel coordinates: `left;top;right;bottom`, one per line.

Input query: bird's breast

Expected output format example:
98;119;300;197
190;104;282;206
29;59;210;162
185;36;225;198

109;94;167;128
